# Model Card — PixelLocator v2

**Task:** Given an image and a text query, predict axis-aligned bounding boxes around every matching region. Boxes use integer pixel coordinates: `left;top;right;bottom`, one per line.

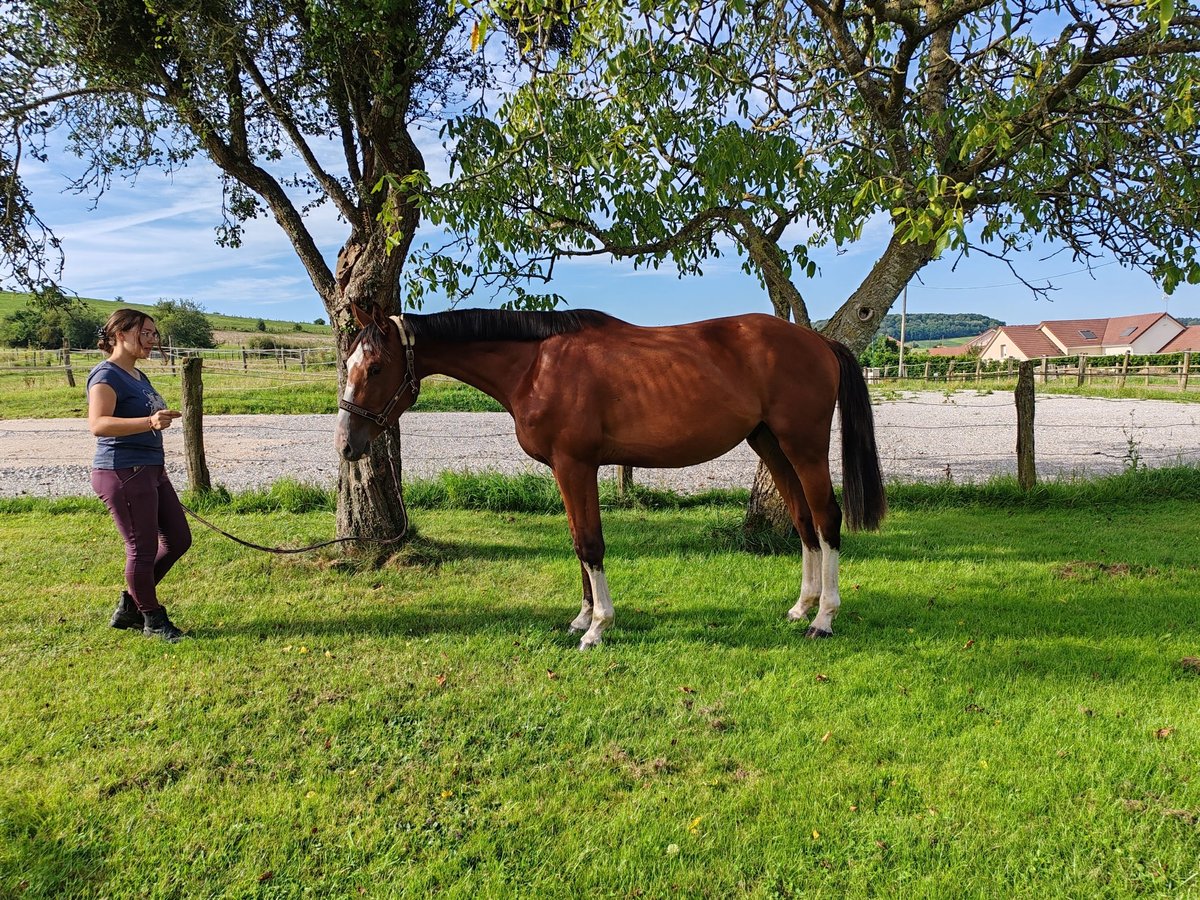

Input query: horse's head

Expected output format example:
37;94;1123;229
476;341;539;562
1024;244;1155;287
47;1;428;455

335;302;420;461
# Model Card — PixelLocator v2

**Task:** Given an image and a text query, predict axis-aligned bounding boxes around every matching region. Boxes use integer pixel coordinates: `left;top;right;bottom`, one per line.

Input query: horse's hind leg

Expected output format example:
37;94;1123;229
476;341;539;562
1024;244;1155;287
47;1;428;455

770;431;844;639
569;561;595;633
552;460;613;650
746;426;822;622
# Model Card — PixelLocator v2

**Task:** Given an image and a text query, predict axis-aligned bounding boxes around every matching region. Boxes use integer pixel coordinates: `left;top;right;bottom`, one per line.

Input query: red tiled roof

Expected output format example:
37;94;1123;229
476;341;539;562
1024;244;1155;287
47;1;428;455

928;345;970;356
1040;318;1109;350
1161;325;1200;353
1100;313;1168;345
995;325;1062;358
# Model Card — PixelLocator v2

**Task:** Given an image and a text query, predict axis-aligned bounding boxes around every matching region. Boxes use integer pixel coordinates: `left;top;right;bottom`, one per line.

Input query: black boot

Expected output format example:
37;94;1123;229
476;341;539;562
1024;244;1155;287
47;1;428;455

110;591;143;630
143;607;186;643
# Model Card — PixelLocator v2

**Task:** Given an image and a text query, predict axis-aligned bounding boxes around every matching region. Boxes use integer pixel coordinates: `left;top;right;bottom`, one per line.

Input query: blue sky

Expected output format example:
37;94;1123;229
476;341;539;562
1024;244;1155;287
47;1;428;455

20;142;1200;330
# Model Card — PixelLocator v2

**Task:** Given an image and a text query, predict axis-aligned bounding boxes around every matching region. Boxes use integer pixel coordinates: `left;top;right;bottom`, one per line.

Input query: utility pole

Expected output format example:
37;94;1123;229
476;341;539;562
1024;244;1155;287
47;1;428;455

897;285;907;378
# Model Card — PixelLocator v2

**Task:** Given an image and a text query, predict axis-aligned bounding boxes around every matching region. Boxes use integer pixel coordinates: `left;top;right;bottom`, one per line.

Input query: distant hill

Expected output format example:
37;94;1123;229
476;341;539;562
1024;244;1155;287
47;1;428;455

878;312;1004;342
0;290;329;336
1179;317;1200;325
814;311;1004;342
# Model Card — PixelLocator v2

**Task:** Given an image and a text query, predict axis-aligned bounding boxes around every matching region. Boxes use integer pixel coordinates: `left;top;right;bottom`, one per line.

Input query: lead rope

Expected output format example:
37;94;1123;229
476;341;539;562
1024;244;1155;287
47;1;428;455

178;450;410;555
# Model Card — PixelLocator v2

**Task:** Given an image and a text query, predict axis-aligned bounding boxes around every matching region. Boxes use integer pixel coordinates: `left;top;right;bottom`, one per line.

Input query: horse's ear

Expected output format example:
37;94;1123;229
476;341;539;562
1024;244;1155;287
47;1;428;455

351;302;371;329
371;304;391;330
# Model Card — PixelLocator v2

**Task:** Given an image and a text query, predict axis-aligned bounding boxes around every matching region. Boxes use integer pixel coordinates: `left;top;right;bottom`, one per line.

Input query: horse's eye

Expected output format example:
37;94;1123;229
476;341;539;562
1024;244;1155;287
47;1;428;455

367;364;382;377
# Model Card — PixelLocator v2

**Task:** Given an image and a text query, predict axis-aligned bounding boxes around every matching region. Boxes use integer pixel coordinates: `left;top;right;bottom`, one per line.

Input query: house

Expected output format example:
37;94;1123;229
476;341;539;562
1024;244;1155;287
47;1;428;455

977;313;1192;362
1161;325;1200;353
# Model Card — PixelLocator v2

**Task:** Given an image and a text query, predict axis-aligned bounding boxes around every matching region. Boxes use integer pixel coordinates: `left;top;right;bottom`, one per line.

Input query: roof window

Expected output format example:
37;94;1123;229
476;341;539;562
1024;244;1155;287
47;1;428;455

1121;326;1137;337
1078;329;1097;339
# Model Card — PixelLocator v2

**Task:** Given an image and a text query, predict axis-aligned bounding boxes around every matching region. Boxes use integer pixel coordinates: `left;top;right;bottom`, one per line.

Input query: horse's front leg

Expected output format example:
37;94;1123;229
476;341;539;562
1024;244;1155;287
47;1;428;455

552;461;612;650
569;561;595;633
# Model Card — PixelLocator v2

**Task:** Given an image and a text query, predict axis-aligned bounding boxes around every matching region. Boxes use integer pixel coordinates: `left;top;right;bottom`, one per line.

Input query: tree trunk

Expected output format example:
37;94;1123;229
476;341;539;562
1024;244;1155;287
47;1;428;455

331;225;415;543
743;233;933;539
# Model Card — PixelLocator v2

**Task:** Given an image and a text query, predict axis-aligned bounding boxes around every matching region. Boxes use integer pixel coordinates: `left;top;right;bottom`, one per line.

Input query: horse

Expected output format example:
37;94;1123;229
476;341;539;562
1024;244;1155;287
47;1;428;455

335;302;886;650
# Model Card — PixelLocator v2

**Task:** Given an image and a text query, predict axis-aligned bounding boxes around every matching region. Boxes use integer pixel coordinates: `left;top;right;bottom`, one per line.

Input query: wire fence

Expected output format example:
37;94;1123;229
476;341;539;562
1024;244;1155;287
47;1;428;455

869;348;1195;392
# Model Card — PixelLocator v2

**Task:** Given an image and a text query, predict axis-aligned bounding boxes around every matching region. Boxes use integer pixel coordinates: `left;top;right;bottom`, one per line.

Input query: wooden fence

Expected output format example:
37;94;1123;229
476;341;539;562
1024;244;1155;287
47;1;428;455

870;349;1194;391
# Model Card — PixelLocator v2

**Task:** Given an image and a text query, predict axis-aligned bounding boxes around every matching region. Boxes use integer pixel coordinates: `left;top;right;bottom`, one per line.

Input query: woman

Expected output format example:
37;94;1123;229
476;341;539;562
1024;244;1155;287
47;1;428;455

87;309;191;642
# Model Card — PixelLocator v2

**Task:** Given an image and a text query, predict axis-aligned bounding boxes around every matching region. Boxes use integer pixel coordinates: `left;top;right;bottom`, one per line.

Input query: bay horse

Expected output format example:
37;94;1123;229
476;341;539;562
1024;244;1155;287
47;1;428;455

335;302;886;650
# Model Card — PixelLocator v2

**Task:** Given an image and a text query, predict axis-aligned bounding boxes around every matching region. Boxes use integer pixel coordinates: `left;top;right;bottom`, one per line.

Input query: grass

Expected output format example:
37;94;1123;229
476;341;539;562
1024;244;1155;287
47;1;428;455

2;469;1199;897
0;361;499;418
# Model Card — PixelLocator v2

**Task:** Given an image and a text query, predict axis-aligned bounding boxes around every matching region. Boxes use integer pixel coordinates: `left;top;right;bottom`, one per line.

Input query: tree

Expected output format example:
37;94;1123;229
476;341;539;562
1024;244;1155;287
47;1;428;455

0;0;497;541
154;299;216;349
421;0;1200;532
0;285;102;348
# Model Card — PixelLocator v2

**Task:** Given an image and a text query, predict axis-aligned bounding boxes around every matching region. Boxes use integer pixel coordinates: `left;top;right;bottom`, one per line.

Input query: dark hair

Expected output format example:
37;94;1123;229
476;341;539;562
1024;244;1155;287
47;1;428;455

98;309;153;354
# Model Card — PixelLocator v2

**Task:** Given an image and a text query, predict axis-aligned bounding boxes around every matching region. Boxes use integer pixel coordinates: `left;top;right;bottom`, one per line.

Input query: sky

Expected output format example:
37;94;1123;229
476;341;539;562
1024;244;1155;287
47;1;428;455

17;136;1200;331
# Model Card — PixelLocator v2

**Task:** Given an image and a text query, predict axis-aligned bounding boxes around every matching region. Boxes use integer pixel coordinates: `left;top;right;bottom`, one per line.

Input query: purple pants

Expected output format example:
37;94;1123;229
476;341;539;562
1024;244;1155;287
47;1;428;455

91;466;192;613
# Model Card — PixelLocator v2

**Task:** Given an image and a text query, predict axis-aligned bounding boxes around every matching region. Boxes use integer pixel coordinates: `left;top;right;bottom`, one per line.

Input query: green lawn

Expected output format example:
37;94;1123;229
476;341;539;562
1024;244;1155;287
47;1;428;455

0;364;501;418
2;475;1198;897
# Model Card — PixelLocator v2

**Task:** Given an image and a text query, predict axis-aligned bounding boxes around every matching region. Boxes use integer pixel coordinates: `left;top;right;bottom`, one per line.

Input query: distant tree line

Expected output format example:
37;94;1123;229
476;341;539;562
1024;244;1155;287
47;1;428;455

0;294;216;349
877;313;1004;342
815;312;1004;343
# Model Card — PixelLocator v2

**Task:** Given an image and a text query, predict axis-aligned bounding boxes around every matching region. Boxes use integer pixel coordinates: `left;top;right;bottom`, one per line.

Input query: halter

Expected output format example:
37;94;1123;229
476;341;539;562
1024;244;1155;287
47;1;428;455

337;315;421;428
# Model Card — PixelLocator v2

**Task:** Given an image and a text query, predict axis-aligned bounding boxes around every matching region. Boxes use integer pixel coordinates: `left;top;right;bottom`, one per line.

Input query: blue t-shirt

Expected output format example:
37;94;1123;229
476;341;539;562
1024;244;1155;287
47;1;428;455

87;361;168;469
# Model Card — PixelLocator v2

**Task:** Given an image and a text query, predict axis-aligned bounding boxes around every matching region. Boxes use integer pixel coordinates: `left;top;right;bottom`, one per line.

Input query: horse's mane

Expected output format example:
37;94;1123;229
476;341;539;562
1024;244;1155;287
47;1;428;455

406;308;613;343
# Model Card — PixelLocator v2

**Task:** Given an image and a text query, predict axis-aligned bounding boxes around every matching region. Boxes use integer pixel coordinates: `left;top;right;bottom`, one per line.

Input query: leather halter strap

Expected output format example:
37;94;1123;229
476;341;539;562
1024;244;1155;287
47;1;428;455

337;315;420;428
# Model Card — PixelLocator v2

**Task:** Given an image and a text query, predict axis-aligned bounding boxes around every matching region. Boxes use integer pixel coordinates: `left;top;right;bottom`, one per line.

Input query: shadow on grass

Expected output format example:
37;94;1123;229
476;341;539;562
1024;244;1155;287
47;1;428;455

146;503;1200;654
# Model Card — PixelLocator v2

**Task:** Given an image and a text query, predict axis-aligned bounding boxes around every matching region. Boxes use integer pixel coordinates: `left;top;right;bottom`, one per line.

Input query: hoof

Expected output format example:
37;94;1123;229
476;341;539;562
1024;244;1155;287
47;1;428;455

568;624;586;635
804;627;833;639
787;609;809;623
578;637;603;651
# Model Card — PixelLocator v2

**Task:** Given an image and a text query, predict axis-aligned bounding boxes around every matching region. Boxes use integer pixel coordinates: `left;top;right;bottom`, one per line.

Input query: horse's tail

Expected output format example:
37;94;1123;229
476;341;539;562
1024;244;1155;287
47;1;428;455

827;338;887;531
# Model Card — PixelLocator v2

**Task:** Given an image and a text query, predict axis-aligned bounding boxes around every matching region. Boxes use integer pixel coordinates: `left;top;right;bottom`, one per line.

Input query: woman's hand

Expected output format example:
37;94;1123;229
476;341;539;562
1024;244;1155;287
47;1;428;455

149;410;182;431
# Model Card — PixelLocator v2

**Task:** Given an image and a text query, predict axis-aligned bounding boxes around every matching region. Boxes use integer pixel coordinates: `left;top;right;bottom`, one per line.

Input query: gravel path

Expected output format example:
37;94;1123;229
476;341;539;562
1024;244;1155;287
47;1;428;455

2;392;1198;498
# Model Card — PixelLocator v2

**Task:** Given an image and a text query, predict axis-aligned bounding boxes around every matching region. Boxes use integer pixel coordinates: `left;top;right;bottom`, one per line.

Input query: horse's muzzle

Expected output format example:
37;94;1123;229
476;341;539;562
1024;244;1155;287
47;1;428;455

334;412;369;462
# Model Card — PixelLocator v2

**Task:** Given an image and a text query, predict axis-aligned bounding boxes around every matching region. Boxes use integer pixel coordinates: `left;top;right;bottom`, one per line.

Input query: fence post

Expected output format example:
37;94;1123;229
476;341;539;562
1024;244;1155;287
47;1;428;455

181;357;212;493
1182;352;1191;391
923;360;931;382
947;359;955;382
300;348;307;373
616;465;634;498
62;338;76;388
1039;357;1049;384
1016;360;1036;491
1118;351;1130;388
241;347;248;371
1076;354;1086;387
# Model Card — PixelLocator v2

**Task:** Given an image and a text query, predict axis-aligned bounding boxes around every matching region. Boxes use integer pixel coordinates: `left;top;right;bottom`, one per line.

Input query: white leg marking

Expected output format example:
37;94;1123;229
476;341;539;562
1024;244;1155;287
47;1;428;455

569;594;593;633
788;543;823;621
806;535;841;637
579;564;614;650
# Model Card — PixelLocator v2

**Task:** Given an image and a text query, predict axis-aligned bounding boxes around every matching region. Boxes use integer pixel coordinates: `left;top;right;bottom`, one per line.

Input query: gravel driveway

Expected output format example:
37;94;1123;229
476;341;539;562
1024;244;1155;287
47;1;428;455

2;392;1197;498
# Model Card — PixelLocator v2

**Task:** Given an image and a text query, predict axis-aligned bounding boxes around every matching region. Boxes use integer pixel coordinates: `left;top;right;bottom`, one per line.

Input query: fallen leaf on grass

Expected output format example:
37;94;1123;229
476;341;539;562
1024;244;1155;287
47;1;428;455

258;871;274;883
820;731;832;743
1181;657;1200;674
1154;727;1175;739
962;639;975;650
546;669;558;680
679;685;696;694
687;816;703;835
435;673;447;687
815;673;830;683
